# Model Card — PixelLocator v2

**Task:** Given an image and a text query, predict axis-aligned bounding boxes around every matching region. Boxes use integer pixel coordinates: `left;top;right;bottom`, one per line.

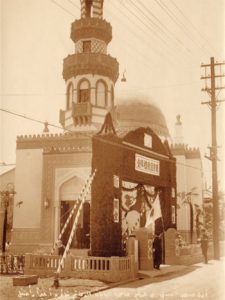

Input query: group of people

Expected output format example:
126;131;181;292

55;228;209;269
152;229;209;270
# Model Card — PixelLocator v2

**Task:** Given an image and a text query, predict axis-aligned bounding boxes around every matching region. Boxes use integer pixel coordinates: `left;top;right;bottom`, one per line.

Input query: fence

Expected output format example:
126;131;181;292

0;254;25;274
24;254;136;282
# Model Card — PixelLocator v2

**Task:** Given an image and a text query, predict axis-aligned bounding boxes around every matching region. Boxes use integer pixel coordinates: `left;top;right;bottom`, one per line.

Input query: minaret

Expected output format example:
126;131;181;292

174;114;183;144
59;0;119;132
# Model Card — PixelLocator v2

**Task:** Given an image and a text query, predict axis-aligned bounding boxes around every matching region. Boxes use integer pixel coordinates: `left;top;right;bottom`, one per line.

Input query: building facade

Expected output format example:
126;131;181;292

0;1;203;254
171;116;204;243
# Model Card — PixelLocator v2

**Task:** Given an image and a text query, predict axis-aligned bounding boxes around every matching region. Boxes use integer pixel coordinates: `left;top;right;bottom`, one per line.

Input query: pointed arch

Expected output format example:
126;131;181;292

77;78;91;103
111;85;114;108
96;79;107;107
66;82;74;109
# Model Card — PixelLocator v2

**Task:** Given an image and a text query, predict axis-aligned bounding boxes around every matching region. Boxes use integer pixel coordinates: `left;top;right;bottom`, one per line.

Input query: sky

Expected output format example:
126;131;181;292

0;0;225;187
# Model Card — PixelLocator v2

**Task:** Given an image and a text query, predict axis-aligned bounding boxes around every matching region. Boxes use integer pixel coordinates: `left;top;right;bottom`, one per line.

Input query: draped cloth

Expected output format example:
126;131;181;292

121;181;162;236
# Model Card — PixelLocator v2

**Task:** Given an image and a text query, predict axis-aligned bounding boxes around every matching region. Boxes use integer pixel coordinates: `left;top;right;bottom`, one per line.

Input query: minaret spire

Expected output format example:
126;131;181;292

59;0;119;132
81;0;104;19
174;114;183;144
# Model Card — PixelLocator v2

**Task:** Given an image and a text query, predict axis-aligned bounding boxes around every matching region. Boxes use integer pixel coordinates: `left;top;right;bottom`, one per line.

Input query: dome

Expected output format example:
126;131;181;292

115;98;170;139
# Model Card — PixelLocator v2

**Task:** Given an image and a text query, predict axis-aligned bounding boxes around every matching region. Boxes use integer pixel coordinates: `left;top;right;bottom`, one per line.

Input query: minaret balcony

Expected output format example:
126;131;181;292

72;102;92;117
71;18;112;44
72;102;92;126
63;53;119;83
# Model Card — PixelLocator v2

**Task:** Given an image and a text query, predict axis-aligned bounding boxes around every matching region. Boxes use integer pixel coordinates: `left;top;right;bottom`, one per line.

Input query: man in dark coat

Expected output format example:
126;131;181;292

200;230;208;264
152;234;162;270
57;240;65;256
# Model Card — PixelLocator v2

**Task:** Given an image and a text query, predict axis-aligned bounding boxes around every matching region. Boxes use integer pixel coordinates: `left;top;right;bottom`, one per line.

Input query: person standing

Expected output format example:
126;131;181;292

152;234;162;270
56;240;65;256
200;230;209;264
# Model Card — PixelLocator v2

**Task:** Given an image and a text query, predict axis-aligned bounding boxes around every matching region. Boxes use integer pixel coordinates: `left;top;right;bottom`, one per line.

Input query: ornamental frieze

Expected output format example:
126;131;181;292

63;53;119;83
17;132;93;150
71;18;112;44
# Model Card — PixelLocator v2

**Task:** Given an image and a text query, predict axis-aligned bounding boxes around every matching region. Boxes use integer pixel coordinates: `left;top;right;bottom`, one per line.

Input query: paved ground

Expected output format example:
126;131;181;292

0;259;224;300
0;276;108;300
0;264;187;300
82;258;225;300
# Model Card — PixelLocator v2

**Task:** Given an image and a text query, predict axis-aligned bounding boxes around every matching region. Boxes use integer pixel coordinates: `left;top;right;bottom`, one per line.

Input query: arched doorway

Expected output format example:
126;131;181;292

59;176;91;248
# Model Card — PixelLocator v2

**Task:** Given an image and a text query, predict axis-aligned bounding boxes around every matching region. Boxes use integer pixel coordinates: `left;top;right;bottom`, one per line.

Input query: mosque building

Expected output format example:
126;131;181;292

0;0;203;254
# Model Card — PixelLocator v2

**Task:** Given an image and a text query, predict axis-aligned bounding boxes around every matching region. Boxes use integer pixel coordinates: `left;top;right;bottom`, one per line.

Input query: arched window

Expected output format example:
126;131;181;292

96;80;107;107
67;83;73;109
78;79;90;103
111;85;114;108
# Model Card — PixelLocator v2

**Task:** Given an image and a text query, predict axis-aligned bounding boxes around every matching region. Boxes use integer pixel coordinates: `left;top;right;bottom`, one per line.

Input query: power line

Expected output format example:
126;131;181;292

169;0;216;55
118;1;176;56
1;107;206;173
109;1;184;68
105;6;167;71
0;80;200;100
154;0;209;57
50;0;76;17
50;0;171;72
130;0;193;59
139;0;191;53
65;0;79;10
0;108;67;133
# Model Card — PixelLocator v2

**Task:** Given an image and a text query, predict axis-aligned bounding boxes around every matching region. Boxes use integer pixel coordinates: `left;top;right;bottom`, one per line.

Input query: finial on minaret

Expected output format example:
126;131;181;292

43;121;49;133
174;114;183;144
176;114;182;125
81;0;104;19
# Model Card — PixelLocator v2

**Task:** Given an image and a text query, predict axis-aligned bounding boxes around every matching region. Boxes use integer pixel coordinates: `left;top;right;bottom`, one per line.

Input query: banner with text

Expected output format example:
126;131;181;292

135;154;160;176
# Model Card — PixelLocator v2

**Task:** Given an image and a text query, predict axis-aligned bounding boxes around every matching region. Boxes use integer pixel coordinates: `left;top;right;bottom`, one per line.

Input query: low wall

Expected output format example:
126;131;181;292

24;254;136;283
175;242;214;265
165;228;216;265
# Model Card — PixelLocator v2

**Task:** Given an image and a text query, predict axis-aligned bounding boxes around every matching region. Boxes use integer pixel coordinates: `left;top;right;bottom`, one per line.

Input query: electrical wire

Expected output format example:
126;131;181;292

130;0;192;58
112;1;179;64
169;0;217;55
110;0;198;69
0;107;209;173
105;6;166;71
50;0;77;17
154;0;210;58
0;108;69;133
50;0;171;77
139;0;191;52
109;1;184;69
65;0;80;10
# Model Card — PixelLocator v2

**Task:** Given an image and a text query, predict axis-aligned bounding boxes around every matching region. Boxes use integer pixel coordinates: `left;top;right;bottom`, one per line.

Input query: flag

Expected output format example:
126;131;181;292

152;194;162;221
145;206;154;228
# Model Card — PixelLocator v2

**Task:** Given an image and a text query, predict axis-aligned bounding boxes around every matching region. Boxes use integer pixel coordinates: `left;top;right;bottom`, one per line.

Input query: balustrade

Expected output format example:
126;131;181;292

0;254;25;274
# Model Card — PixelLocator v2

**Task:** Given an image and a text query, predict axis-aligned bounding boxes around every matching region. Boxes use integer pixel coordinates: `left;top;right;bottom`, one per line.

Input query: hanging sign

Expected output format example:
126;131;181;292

144;133;152;148
113;175;120;189
113;198;119;223
135;154;160;176
172;205;176;224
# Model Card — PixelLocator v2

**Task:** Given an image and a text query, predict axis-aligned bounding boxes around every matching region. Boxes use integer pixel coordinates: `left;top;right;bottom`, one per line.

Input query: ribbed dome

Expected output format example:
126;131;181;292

116;98;170;139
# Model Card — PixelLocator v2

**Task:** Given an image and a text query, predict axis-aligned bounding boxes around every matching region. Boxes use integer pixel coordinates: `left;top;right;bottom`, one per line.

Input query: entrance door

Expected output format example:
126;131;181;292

60;201;91;249
60;201;76;248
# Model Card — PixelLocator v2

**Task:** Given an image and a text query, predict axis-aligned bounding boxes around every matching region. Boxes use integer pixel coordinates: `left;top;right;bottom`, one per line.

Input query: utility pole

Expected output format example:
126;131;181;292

201;57;225;260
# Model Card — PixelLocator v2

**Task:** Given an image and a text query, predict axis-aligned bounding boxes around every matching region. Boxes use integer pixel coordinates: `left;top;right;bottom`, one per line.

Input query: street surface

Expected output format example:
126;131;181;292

83;259;225;300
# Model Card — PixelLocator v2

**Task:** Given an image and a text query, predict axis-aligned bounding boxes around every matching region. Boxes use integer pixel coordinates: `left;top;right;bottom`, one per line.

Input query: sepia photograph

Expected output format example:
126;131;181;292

0;0;225;299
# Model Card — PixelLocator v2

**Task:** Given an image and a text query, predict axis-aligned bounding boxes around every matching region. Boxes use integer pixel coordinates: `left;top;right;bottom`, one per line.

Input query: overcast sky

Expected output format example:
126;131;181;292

1;0;225;186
